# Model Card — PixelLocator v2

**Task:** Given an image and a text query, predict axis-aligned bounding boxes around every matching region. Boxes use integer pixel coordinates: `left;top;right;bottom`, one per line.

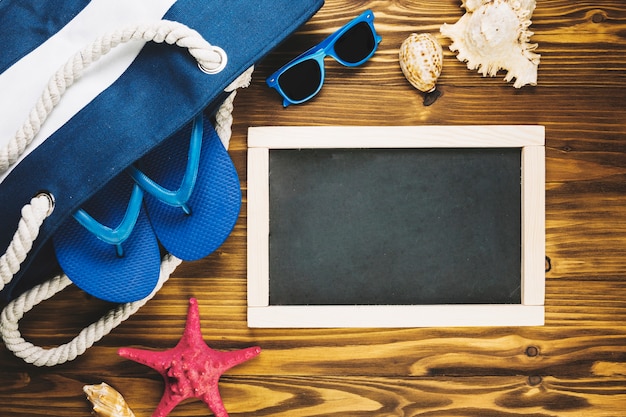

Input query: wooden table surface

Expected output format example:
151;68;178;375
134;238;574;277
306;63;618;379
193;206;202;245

2;1;626;415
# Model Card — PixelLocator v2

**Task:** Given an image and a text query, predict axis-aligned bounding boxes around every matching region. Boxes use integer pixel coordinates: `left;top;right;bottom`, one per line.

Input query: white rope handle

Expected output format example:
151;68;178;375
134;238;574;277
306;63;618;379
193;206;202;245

0;67;253;366
0;19;227;174
0;254;182;366
215;66;254;148
0;193;53;292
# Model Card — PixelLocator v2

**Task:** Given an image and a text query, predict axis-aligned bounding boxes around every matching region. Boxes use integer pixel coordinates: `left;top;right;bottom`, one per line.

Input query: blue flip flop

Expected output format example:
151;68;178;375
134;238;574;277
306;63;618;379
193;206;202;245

131;112;241;261
52;173;162;303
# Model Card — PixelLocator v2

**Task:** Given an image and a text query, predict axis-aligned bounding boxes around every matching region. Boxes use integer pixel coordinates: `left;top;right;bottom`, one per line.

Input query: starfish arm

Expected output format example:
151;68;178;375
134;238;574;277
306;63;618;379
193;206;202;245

201;384;230;417
118;347;173;375
214;346;262;373
151;389;185;417
182;298;206;346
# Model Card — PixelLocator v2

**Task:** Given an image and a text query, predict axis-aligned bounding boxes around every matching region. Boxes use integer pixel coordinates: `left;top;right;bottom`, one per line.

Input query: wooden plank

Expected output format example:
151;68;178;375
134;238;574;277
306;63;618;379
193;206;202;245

1;373;625;416
246;147;269;307
521;145;546;305
248;125;545;148
7;279;626;378
248;305;545;328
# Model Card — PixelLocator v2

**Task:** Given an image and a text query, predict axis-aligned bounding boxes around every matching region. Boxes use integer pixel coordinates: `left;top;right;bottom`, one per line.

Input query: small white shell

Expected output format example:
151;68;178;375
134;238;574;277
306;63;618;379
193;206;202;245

83;383;136;417
399;33;443;93
440;0;540;88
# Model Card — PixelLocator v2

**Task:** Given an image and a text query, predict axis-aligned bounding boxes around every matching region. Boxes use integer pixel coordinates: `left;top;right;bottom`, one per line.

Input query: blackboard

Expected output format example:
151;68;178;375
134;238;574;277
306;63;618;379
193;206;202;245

247;126;545;327
269;147;521;305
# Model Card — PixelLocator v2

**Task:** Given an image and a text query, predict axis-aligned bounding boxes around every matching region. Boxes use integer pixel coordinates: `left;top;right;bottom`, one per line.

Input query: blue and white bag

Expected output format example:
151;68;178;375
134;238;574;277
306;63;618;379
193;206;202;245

0;0;323;365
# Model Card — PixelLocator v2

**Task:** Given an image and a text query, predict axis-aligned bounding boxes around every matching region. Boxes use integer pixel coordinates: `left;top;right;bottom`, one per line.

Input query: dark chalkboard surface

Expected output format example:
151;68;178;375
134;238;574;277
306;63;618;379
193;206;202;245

247;125;545;328
268;148;521;305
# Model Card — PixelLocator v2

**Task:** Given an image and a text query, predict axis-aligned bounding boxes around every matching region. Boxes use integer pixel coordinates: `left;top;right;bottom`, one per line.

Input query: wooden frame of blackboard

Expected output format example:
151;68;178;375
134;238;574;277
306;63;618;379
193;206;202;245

247;125;545;328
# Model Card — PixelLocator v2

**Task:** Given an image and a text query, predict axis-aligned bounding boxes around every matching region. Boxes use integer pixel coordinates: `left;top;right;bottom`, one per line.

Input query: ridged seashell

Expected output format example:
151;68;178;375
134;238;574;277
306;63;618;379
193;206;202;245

440;0;540;88
83;383;136;417
399;33;443;93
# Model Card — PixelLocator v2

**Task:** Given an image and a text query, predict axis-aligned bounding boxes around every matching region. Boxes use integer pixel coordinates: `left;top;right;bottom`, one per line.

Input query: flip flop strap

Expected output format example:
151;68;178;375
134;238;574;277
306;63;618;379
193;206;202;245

0;68;252;366
0;19;227;175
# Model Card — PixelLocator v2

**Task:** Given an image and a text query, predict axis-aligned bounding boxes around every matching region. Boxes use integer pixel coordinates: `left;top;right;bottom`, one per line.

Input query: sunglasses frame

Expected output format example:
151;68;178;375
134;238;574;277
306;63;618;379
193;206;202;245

267;9;382;107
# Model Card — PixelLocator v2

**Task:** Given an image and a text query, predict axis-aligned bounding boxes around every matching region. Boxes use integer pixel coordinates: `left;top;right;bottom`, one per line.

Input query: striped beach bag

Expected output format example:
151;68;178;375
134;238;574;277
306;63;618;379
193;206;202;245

0;0;323;365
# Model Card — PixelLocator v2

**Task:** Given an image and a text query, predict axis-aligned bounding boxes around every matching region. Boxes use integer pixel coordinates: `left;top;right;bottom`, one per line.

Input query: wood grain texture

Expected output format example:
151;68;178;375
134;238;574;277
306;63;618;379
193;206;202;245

2;0;626;416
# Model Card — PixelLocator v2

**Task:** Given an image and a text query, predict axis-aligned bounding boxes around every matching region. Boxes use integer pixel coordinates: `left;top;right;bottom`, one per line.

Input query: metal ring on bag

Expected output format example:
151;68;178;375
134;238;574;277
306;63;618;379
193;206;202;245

198;46;228;74
34;191;56;216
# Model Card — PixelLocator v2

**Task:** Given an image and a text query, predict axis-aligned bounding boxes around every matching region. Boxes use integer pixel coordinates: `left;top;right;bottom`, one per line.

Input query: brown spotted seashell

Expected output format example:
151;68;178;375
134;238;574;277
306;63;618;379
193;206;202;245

399;33;443;106
83;383;136;417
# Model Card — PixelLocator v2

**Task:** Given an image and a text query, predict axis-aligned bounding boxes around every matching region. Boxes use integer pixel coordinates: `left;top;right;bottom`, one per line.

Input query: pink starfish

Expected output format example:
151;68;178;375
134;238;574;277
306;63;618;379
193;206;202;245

118;298;261;417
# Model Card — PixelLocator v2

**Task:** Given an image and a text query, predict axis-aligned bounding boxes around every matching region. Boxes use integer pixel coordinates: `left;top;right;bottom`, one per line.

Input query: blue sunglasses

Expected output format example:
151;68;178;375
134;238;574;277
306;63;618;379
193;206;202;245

267;9;382;107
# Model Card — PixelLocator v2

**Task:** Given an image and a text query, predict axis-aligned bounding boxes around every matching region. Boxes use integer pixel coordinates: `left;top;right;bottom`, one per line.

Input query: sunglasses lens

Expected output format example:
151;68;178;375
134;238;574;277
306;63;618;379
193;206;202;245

334;21;376;64
277;59;322;102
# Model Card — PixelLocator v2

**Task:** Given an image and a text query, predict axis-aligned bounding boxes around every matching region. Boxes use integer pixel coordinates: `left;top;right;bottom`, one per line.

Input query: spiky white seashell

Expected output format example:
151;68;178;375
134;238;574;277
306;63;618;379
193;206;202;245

83;383;136;417
440;0;540;88
399;33;443;93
